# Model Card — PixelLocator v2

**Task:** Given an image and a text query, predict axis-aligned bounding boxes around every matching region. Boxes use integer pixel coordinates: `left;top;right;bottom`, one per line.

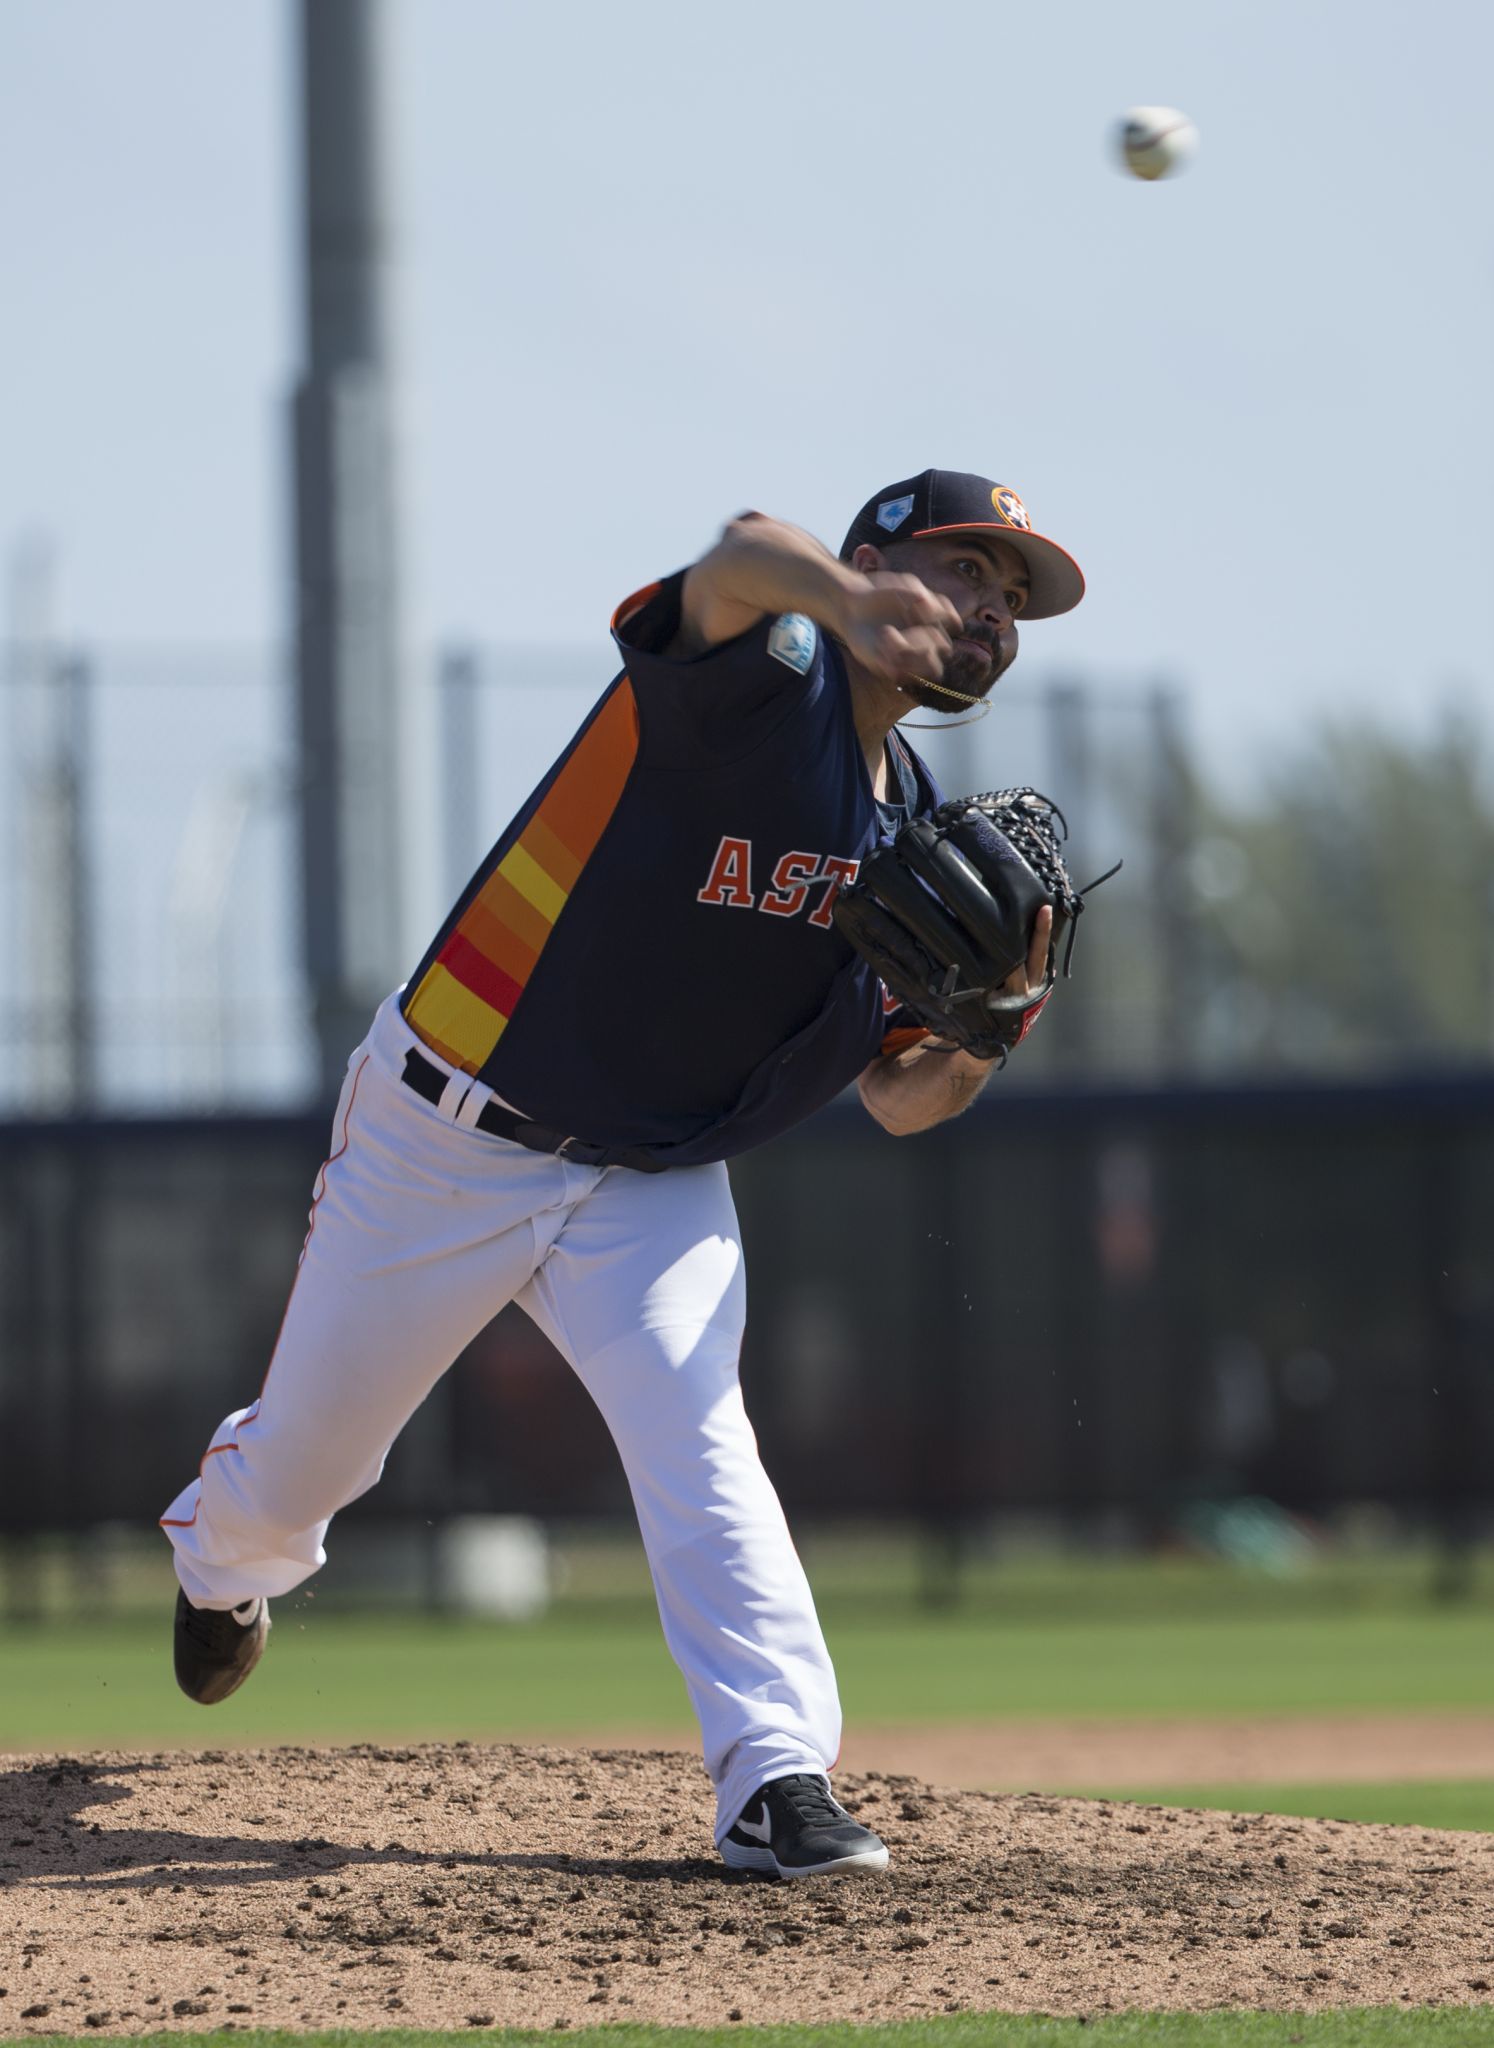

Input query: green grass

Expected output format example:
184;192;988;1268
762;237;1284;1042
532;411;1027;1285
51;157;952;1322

8;2009;1494;2046
4;1545;1493;1837
3;1593;1492;1755
1079;1778;1494;1834
829;1607;1494;1720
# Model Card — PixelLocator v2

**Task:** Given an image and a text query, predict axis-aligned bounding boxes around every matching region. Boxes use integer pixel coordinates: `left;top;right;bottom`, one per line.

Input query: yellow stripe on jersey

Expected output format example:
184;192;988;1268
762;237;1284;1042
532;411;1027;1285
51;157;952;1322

499;842;567;924
404;680;641;1075
403;961;510;1071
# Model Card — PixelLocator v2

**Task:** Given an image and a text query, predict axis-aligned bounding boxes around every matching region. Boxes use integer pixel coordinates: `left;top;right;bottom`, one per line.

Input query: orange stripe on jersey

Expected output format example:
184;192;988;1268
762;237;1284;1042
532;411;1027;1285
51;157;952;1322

405;680;640;1073
460;895;542;985
539;684;639;856
470;866;554;957
524;810;584;892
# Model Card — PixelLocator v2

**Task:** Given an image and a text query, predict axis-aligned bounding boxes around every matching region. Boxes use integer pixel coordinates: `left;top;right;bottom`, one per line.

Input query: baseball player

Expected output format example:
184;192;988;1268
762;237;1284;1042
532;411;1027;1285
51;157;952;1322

163;468;1085;1879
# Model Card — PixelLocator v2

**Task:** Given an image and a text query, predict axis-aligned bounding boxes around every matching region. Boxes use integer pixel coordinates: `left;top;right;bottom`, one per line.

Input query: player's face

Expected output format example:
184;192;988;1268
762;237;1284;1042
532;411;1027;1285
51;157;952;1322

886;534;1028;714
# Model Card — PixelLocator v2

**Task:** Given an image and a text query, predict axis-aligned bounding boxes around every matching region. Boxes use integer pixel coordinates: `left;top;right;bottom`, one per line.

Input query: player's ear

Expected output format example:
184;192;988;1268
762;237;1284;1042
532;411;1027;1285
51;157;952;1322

849;543;886;576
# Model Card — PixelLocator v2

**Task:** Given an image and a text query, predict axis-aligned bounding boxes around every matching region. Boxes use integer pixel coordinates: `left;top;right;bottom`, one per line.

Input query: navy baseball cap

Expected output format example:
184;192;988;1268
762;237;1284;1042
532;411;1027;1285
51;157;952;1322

839;468;1085;620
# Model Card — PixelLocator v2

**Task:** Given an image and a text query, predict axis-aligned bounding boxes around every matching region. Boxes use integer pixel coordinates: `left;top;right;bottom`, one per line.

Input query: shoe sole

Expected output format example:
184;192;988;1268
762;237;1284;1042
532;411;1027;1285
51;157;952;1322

178;1607;271;1706
720;1837;890;1879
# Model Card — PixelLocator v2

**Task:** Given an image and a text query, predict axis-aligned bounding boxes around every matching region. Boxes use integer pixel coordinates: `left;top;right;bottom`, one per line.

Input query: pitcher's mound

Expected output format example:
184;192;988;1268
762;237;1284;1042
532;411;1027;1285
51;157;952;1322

1;1743;1491;2031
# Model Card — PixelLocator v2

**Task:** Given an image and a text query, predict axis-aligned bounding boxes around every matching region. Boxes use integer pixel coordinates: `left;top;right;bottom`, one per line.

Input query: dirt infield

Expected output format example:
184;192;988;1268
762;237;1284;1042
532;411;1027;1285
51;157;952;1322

559;1713;1494;1793
2;1745;1494;2031
834;1712;1494;1792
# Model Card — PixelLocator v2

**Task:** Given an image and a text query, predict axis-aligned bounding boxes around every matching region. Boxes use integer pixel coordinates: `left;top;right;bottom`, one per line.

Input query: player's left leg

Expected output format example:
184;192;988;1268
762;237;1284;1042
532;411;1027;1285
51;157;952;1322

515;1159;845;1849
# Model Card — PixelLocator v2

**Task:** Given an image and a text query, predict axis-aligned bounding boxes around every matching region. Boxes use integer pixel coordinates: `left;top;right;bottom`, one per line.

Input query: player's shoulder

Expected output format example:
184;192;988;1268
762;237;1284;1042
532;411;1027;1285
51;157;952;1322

608;575;840;770
612;571;687;655
761;609;820;677
614;572;828;685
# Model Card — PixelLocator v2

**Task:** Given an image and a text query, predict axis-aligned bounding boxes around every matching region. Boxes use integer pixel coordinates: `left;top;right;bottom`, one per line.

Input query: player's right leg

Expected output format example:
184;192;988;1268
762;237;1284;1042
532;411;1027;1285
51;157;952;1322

162;997;571;1697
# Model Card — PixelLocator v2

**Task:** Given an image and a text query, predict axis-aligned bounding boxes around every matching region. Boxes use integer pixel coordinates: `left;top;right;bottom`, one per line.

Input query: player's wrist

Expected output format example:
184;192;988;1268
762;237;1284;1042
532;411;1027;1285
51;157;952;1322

817;561;874;645
915;1036;998;1071
943;1044;1001;1073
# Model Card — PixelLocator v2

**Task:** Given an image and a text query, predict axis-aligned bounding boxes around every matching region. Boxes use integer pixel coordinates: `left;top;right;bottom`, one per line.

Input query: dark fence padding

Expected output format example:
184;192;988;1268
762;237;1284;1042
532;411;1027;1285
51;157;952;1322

1;1077;1490;1536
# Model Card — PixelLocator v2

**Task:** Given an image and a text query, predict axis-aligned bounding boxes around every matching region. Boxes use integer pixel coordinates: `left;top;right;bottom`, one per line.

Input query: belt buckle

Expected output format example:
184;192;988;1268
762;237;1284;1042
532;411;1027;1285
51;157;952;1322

555;1134;606;1166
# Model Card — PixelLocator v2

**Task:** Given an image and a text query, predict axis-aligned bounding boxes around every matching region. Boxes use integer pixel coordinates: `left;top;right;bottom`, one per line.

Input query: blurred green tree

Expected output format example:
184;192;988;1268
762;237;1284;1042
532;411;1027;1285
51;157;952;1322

1188;710;1494;1071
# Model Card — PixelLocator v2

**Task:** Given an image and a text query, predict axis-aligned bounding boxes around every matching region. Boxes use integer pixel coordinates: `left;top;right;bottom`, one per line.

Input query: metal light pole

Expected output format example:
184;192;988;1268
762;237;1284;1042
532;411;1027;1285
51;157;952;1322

1042;678;1093;1072
292;0;408;1099
1147;684;1194;1078
6;537;93;1111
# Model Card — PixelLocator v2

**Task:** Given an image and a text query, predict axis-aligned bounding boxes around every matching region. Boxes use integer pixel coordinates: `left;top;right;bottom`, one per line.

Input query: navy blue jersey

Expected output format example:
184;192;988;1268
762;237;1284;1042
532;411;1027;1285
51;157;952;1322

400;572;940;1165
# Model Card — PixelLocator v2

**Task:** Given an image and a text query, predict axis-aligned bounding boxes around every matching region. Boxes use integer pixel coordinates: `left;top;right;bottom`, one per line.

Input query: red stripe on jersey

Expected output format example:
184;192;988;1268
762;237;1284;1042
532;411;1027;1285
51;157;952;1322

441;930;524;1018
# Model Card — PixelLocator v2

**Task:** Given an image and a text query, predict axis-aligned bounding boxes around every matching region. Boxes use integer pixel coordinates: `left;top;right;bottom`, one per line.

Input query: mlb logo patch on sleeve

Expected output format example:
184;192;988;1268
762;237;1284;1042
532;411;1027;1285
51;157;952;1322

767;613;817;675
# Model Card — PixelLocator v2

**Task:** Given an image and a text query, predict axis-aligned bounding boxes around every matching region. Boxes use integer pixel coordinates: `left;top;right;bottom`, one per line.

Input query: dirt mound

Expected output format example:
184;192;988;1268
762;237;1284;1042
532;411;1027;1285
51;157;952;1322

1;1743;1492;2032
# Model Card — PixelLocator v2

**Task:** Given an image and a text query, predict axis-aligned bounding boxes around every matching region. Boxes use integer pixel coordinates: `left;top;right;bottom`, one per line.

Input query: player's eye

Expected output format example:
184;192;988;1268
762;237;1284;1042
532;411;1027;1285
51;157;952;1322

1006;588;1027;616
957;559;983;584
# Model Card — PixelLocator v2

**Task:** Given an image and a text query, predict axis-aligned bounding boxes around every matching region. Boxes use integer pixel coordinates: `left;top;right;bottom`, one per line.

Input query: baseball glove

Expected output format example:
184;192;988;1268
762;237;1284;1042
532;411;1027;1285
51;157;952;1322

832;786;1120;1063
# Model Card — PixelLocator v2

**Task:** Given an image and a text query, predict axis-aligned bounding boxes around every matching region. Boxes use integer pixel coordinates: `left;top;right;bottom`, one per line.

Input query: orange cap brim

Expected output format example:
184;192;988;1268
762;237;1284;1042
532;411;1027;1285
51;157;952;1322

912;522;1085;620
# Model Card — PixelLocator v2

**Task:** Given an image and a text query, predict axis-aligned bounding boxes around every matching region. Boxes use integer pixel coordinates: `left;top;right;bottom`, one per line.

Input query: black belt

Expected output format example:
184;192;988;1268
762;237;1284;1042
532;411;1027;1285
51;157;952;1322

400;1048;666;1173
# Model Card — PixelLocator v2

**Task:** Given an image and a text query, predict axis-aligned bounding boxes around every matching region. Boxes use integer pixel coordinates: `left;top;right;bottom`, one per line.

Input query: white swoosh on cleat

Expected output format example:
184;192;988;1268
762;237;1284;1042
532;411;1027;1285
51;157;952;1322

735;1808;772;1843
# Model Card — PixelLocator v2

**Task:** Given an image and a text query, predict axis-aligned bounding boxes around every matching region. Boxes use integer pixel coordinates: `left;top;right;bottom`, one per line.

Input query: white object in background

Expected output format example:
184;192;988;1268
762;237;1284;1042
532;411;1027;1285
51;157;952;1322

438;1514;551;1620
1117;106;1199;181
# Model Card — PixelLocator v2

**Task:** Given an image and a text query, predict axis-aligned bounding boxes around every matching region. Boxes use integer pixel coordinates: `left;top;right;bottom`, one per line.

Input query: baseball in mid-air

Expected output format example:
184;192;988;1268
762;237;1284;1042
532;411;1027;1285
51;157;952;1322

1117;106;1198;180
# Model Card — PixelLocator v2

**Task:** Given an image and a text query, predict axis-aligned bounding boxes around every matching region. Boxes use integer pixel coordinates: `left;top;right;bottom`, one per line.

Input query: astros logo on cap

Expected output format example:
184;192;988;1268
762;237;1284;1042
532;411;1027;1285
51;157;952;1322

991;487;1031;530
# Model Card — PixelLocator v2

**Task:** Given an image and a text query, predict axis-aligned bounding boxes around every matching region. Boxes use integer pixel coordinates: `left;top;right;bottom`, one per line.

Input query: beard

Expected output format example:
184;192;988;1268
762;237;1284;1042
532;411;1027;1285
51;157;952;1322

901;626;1017;715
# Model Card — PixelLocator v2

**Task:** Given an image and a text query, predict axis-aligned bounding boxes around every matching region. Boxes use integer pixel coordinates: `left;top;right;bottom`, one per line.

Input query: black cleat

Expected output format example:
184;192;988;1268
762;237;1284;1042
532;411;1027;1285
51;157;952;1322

173;1587;270;1704
720;1772;889;1879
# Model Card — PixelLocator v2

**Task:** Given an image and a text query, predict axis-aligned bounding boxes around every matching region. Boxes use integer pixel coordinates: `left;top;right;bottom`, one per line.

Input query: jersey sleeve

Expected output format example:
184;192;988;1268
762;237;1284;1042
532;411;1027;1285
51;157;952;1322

879;1019;933;1057
611;572;829;768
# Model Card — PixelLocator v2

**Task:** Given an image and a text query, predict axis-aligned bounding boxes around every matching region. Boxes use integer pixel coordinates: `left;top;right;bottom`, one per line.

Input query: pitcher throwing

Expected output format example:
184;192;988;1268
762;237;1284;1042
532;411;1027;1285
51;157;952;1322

162;468;1086;1878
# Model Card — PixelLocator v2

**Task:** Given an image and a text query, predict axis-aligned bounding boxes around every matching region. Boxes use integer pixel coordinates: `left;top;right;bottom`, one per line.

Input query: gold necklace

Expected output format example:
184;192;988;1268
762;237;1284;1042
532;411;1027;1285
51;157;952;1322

906;673;987;706
895;672;994;727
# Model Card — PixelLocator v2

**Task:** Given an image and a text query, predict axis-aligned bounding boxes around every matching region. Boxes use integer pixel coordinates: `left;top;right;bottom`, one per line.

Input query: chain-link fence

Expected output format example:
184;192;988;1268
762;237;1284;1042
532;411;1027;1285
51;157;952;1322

0;638;1243;1115
1;644;308;1112
3;640;1491;1114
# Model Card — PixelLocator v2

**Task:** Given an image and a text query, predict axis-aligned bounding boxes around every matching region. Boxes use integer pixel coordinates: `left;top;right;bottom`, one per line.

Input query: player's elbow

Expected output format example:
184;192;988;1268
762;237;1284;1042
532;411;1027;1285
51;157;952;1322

698;511;759;560
678;517;779;651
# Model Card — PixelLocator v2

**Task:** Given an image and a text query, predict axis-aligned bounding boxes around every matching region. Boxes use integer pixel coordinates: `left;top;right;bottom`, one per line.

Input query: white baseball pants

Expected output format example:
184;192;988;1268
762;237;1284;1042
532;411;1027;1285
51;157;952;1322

161;993;841;1841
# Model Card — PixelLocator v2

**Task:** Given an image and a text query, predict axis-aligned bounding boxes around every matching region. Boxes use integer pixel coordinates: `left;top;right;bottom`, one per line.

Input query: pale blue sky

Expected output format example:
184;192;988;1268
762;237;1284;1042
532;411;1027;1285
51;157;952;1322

2;0;1491;782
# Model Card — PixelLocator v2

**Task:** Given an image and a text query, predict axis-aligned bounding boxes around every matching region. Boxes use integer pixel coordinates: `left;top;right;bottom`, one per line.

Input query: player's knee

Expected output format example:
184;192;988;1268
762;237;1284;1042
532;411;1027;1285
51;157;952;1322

209;1438;386;1539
